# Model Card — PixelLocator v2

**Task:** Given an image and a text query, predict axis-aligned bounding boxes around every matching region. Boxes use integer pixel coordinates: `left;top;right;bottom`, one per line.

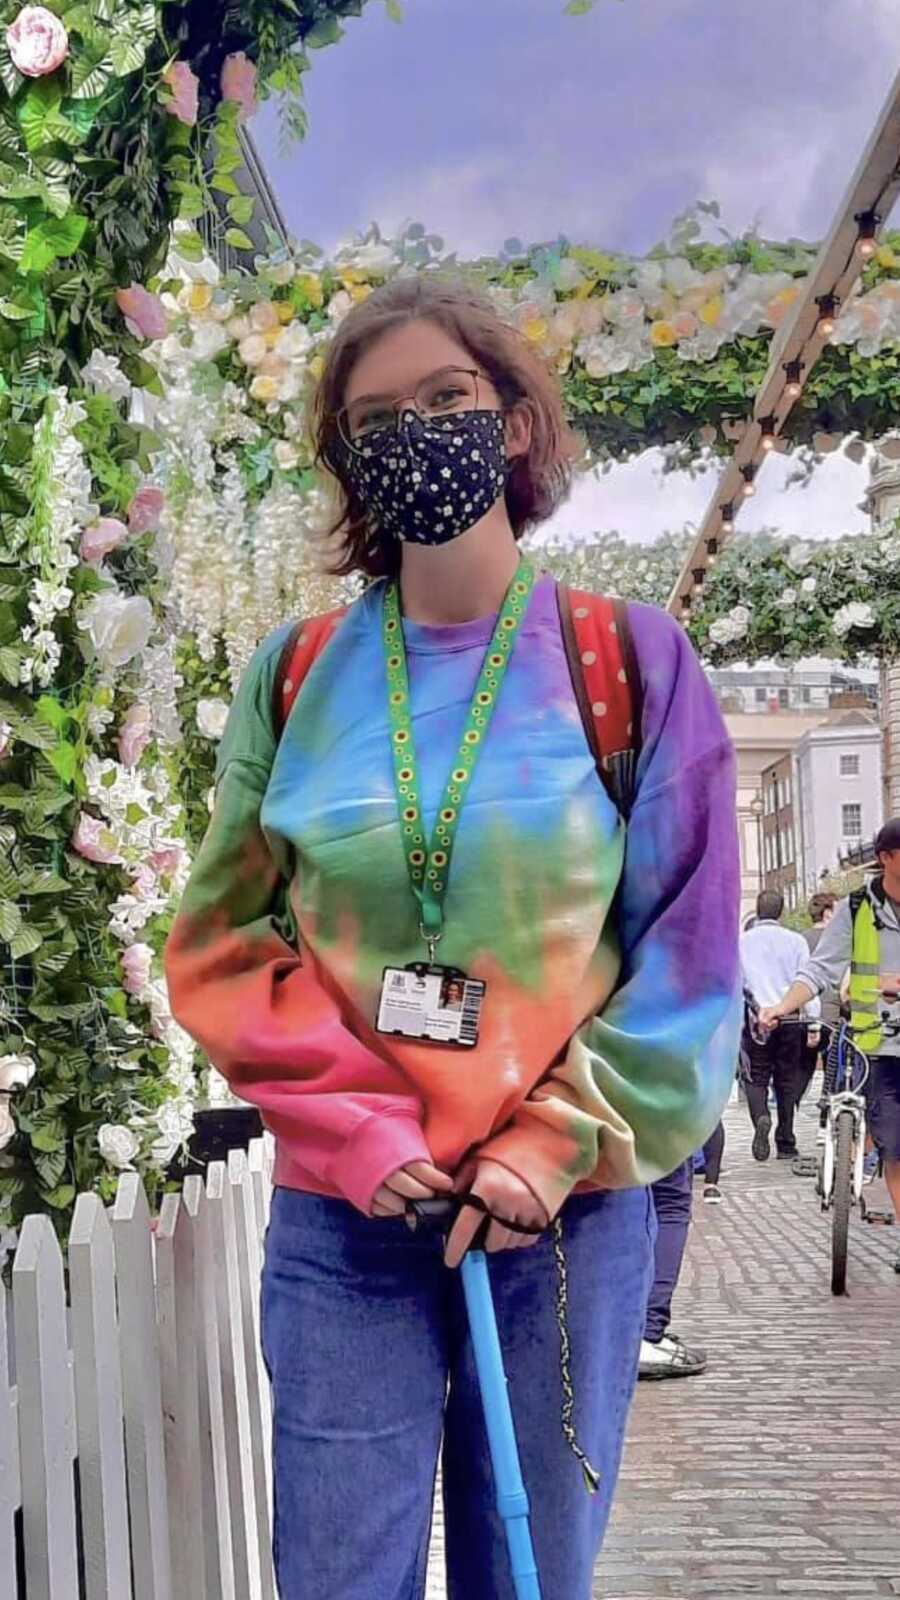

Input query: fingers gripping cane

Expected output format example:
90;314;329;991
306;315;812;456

406;1196;543;1600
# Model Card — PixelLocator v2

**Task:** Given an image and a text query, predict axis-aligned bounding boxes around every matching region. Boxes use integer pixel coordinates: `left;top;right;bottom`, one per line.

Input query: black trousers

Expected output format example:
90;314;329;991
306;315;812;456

743;1025;805;1155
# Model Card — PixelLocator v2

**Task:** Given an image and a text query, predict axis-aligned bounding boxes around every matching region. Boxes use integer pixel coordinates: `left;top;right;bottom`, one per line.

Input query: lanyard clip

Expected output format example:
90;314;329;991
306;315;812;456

419;923;442;966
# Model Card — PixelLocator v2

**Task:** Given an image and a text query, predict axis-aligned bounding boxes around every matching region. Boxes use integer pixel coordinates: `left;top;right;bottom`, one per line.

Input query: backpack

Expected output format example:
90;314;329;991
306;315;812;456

272;584;644;820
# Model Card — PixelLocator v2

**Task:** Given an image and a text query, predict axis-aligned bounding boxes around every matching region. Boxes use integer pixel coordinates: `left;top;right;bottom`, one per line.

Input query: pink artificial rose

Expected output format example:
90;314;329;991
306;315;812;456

116;284;168;342
162;60;199;127
149;845;185;877
80;517;128;564
72;814;121;865
122;942;153;997
6;6;69;78
132;865;160;901
118;703;152;768
220;51;257;123
128;484;165;535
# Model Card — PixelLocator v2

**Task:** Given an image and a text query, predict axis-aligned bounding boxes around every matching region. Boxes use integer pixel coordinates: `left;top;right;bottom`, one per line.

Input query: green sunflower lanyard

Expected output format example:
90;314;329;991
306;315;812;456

382;557;536;963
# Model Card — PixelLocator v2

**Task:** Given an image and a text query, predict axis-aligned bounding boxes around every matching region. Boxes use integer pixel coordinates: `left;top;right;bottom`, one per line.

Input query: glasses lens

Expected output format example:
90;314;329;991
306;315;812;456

415;368;479;430
341;396;398;454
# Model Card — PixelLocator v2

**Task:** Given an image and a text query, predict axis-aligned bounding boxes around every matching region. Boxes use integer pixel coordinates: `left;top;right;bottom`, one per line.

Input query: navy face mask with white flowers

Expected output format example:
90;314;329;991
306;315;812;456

340;409;509;547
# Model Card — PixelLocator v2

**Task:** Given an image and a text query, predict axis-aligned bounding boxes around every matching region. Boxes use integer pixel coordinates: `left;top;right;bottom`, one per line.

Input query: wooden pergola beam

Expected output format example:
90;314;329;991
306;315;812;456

667;64;900;618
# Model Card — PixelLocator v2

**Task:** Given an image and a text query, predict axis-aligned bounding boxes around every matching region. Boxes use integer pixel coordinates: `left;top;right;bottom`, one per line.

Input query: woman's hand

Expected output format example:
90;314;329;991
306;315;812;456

444;1158;548;1269
370;1160;454;1219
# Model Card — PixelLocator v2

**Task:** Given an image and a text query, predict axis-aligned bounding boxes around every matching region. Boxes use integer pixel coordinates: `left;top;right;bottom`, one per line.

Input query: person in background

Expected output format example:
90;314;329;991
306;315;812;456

799;893;839;1102
740;890;818;1162
760;820;900;1273
698;1119;726;1203
638;1163;707;1379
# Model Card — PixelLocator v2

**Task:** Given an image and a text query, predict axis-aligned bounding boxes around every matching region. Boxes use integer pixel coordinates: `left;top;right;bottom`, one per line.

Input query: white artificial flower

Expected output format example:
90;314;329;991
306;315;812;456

80;349;132;402
274;323;311;361
0;1054;36;1092
97;1122;140;1169
786;542;813;572
78;591;154;668
327;289;353;324
274;439;300;471
196;697;230;739
709;617;738;646
150;1098;193;1166
341;240;395;275
801;576;817;594
776;587;797;607
190;321;229;360
833;601;875;637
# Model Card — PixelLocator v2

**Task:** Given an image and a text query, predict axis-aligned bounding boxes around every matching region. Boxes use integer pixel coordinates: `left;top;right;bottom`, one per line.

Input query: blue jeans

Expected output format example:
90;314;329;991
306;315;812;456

261;1184;655;1600
644;1160;693;1344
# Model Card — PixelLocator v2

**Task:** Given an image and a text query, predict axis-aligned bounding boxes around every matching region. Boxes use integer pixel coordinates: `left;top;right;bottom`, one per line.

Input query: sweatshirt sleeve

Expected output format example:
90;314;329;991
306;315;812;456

478;603;742;1218
797;898;853;996
164;629;431;1216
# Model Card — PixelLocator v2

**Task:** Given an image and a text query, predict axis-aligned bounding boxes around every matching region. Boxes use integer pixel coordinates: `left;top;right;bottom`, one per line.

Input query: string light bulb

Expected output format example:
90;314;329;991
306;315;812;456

759;415;777;452
855;209;881;259
720;504;734;534
783;359;805;400
741;464;756;498
816;293;839;339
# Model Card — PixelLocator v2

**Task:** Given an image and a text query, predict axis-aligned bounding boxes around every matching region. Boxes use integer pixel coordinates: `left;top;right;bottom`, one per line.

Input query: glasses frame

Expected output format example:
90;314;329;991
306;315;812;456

335;365;491;455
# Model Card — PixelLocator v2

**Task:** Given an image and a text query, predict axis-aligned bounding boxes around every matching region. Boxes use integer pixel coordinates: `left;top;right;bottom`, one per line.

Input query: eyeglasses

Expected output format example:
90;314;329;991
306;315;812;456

335;366;489;456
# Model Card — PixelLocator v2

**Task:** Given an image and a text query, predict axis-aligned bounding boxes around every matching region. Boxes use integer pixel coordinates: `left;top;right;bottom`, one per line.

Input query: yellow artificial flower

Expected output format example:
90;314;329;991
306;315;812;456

297;273;324;307
350;283;373;303
309;354;326;381
276;301;295;323
698;295;723;327
250;373;280;403
877;245;897;269
187;283;213;314
522;316;548;344
264;326;282;348
650;320;678;347
340;267;367;289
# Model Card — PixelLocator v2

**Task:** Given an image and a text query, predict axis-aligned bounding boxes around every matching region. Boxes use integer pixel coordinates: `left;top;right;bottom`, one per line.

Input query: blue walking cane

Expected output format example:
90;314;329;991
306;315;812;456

406;1197;543;1600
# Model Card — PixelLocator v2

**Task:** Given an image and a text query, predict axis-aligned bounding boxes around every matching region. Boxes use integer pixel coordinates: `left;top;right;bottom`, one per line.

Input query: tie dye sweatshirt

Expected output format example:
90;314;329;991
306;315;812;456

165;574;741;1220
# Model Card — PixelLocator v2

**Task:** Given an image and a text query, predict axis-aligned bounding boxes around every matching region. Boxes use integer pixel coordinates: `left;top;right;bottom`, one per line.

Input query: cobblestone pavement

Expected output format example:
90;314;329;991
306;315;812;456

426;1097;900;1598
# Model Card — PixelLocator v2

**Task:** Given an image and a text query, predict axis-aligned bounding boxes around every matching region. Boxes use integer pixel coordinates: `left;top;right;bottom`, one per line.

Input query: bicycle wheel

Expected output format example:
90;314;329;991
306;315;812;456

831;1108;854;1296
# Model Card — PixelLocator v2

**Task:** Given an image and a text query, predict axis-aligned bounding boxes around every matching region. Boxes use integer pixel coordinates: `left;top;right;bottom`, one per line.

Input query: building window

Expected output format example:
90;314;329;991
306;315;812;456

840;753;860;777
778;687;789;708
755;687;766;705
842;803;862;839
802;686;811;703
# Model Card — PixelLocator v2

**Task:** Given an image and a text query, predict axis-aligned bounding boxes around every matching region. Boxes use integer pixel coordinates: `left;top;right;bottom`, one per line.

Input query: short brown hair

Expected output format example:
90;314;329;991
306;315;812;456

310;274;579;579
808;892;836;923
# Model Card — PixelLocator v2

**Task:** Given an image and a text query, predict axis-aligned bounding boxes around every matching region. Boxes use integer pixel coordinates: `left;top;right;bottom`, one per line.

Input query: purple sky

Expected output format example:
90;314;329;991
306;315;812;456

254;0;899;545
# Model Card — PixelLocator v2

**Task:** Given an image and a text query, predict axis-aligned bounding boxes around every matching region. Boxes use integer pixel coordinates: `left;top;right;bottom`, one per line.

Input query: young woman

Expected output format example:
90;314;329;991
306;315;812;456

165;276;741;1599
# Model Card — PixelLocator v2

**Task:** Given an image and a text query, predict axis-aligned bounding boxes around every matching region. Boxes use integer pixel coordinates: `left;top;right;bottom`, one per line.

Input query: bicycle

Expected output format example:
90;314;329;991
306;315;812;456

816;1017;899;1296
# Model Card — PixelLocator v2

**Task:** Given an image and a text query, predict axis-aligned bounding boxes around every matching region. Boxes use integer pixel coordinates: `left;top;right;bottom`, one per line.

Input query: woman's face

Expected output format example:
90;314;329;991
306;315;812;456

341;318;531;460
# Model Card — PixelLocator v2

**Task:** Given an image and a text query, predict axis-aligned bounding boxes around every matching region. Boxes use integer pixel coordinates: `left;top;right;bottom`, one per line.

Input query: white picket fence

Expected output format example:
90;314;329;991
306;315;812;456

0;1138;277;1600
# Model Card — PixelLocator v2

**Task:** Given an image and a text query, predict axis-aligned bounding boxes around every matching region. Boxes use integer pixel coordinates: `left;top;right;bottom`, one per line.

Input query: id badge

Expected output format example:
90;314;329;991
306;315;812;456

376;963;486;1049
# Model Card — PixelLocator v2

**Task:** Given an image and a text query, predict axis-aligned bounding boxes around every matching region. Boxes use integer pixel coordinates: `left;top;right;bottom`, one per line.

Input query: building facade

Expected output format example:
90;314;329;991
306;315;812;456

793;711;883;896
724;711;825;922
709;665;878;717
760;753;799;908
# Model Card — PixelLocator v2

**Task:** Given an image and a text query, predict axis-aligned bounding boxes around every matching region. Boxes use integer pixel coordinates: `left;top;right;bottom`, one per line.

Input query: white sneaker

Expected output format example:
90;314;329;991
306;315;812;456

638;1334;707;1379
703;1183;723;1204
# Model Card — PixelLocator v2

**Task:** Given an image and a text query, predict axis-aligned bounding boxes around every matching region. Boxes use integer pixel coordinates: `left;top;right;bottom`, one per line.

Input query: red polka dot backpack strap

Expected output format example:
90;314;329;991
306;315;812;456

556;584;644;819
272;606;349;739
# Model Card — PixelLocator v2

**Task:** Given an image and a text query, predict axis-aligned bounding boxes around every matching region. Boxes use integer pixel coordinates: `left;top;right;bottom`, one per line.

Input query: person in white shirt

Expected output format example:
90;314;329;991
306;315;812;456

740;890;818;1162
